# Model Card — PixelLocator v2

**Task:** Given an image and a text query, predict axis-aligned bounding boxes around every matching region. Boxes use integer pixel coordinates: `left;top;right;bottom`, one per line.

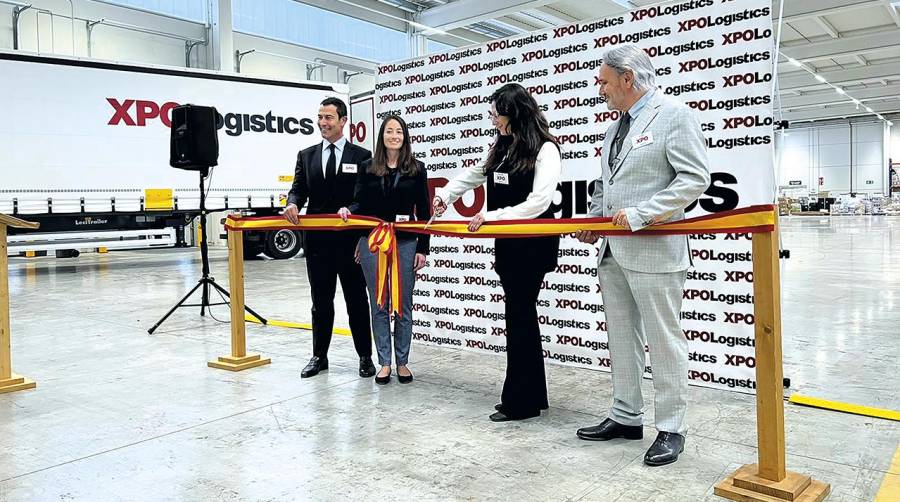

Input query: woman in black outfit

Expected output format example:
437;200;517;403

338;114;430;385
432;83;562;421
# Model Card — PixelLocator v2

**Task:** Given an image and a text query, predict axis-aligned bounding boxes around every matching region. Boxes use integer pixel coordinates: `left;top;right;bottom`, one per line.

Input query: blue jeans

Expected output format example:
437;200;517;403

357;236;417;366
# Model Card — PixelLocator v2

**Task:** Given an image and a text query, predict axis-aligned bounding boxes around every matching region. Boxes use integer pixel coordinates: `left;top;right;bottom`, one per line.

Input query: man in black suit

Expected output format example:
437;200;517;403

284;97;376;378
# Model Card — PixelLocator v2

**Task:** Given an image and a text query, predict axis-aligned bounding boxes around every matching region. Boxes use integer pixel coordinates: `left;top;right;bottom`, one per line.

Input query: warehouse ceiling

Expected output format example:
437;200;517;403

368;0;900;124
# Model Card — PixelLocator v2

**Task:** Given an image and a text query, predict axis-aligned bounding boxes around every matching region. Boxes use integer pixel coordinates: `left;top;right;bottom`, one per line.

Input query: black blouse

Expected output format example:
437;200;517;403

348;159;431;255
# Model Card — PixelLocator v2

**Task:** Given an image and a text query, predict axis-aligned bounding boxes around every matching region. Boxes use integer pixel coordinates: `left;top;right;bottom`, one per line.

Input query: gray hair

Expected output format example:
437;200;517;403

603;44;656;92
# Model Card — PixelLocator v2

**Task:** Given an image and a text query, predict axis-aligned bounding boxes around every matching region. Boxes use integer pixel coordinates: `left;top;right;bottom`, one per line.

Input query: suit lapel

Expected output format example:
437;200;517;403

610;92;663;178
601;122;617;177
338;142;353;167
308;143;324;186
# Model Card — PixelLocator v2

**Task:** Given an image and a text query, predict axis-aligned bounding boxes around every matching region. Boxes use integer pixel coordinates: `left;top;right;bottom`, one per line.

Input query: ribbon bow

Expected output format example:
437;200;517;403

367;222;403;318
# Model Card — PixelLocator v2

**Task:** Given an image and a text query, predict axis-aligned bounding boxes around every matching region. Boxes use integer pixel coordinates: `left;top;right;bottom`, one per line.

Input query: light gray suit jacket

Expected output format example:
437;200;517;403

589;91;711;273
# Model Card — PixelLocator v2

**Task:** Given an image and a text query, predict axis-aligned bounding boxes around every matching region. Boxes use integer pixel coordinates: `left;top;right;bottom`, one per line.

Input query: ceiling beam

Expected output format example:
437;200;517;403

417;0;555;31
531;6;578;24
781;100;900;122
780;83;900;109
778;0;881;24
779;60;900;91
781;29;900;62
884;0;900;27
814;16;840;38
497;14;547;31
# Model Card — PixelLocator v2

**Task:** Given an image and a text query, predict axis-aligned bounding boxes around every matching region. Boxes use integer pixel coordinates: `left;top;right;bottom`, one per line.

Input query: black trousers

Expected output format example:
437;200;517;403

495;236;557;417
305;234;372;359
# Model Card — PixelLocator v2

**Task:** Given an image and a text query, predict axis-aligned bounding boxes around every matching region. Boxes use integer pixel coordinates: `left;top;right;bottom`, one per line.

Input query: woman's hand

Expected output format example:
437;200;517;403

338;207;351;222
467;213;485;232
354;244;361;264
414;253;427;272
432;196;447;217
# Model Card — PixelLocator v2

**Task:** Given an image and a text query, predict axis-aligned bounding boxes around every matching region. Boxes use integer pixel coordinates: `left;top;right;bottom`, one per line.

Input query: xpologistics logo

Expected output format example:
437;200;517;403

723;115;773;130
487;69;549;86
631;0;713;20
706;134;772;149
485;33;548;52
663;81;716;96
688;371;756;390
677;7;772;32
378;59;424;75
544;351;594;365
552;17;624;38
405;101;455;114
683;330;755;348
722;72;772;87
431;81;482;96
556;132;605;146
430;113;483;127
685;94;771;111
374;79;401;91
405;70;456;84
380;90;427;104
682;288;753;305
459;59;517;75
553;59;604;75
555;96;605;110
593;27;671;48
679;51;771;72
556;335;607;351
541;281;591;294
521;43;589;62
105;98;314;137
428;47;482;64
528;80;589;95
412;333;462;346
644;39;714;58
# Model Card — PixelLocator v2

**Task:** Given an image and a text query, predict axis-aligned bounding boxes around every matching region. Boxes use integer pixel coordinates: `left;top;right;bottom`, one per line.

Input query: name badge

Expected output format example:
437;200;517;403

631;132;654;149
494;172;509;185
396;215;410;222
341;163;358;174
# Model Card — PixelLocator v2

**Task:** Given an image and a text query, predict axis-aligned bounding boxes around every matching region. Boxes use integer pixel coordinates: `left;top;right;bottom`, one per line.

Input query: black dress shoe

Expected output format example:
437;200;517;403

397;367;413;384
576;418;643;441
374;368;391;385
489;409;540;422
300;356;328;378
644;432;685;466
359;357;376;378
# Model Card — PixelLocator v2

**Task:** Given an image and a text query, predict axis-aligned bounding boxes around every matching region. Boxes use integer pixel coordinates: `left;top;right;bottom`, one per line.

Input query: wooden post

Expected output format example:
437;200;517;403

715;214;830;501
0;214;39;394
208;228;270;371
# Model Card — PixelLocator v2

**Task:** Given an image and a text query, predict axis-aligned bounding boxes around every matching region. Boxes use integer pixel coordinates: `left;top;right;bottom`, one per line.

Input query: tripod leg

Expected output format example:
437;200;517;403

209;280;268;324
201;278;210;317
148;280;204;334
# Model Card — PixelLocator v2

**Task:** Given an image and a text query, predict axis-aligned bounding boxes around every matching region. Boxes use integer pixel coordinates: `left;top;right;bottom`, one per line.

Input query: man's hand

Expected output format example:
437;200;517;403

612;209;632;230
414;253;427;272
574;230;600;244
354;244;361;264
338;207;351;222
283;203;300;225
432;196;447;217
467;213;485;232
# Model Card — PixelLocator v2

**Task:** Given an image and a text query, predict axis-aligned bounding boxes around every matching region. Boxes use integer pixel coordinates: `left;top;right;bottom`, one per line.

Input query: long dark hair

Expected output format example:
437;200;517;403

370;114;419;177
483;83;559;174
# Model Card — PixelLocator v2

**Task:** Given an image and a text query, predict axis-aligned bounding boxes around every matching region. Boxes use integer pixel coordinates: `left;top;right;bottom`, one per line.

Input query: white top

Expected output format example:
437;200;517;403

320;136;348;176
436;141;561;221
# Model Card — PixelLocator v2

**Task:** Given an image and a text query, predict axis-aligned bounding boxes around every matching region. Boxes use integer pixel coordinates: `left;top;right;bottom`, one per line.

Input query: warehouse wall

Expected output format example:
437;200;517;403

777;119;889;196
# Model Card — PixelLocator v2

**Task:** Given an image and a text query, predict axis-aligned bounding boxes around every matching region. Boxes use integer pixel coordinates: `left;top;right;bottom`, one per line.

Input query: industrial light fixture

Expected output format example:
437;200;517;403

835;87;845;95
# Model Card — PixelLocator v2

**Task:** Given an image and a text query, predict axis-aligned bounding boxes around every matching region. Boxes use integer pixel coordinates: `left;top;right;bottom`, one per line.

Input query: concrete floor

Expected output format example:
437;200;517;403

0;216;898;501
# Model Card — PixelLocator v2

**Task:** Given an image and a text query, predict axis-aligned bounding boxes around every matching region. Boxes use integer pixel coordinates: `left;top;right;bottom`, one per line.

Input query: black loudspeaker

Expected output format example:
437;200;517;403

170;104;219;170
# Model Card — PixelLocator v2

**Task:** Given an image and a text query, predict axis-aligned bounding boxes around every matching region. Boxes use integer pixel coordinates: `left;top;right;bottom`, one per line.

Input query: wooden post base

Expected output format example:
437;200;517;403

0;374;36;394
208;354;271;372
715;464;830;501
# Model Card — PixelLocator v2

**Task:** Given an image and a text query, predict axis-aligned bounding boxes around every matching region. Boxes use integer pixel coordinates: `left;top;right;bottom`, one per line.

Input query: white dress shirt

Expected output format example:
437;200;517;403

436;141;561;221
320;136;348;177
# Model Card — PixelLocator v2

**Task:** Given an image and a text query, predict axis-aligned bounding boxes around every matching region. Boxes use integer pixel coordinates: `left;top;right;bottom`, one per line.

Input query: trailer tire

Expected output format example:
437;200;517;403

264;229;302;259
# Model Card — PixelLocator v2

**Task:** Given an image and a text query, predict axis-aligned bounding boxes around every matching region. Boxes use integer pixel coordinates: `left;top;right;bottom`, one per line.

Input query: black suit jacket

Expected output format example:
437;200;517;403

287;140;372;252
349;159;431;255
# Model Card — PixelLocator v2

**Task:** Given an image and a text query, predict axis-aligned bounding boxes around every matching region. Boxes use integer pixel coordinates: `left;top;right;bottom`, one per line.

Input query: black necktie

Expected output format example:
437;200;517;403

325;143;336;185
610;112;632;168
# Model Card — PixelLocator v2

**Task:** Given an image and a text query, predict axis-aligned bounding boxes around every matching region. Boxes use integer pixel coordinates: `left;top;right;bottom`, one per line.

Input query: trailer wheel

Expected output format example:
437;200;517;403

264;229;302;259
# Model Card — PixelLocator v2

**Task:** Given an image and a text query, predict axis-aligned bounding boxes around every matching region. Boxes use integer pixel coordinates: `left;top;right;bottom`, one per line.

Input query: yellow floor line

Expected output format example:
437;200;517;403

789;393;900;421
245;314;352;336
875;442;900;502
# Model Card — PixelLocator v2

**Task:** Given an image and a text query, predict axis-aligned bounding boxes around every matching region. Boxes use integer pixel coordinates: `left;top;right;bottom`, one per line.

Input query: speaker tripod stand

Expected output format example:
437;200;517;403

148;167;267;334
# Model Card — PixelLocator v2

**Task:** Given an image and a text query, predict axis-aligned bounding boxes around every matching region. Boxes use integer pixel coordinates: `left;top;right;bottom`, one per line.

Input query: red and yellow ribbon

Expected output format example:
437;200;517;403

367;222;403;317
224;204;776;317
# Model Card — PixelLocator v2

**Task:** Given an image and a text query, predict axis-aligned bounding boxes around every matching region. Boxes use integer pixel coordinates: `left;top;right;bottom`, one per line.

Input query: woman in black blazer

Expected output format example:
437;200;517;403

432;83;561;421
339;114;431;385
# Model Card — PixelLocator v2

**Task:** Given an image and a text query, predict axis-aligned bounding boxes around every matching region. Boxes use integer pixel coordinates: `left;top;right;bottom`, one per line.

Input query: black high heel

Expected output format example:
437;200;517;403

374;367;391;385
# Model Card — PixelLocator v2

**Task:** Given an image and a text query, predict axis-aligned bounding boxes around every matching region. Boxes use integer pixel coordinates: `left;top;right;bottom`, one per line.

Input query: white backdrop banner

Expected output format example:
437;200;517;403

375;0;775;393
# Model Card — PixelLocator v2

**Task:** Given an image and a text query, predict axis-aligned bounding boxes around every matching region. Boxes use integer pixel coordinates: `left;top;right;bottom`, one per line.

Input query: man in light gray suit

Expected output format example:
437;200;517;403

574;44;710;466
